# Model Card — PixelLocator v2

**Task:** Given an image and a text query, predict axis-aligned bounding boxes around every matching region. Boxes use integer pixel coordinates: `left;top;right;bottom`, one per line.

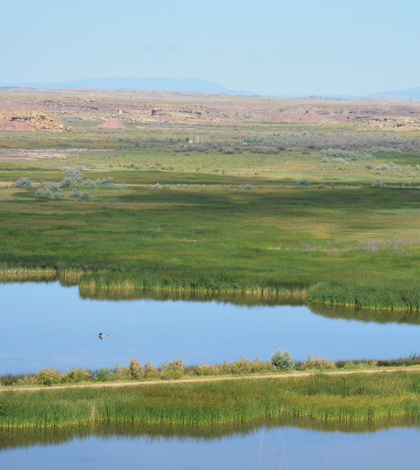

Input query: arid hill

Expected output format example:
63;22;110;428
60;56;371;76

1;87;420;129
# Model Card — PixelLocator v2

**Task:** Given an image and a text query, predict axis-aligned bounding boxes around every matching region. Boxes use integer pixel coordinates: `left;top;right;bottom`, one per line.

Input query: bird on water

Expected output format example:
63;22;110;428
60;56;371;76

98;332;115;340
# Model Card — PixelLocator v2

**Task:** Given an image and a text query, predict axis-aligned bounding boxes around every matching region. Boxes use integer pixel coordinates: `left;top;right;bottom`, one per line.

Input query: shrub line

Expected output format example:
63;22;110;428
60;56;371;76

3;367;420;393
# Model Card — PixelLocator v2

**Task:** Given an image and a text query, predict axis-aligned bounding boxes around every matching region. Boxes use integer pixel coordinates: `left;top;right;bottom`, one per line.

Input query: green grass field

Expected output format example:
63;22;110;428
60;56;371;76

1;123;420;309
2;373;420;427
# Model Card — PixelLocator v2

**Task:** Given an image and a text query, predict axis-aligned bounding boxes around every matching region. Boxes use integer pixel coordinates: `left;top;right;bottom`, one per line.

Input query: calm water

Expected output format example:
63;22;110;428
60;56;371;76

1;421;420;470
1;281;420;374
2;282;420;468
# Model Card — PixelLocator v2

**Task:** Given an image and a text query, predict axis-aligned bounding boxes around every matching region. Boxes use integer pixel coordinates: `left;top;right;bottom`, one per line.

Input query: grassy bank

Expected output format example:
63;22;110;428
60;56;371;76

1;122;420;311
2;373;420;427
3;355;420;388
1;180;420;309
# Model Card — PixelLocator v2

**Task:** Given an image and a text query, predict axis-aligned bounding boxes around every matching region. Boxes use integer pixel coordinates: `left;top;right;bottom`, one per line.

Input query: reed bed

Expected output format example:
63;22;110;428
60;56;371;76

1;373;420;428
2;163;420;310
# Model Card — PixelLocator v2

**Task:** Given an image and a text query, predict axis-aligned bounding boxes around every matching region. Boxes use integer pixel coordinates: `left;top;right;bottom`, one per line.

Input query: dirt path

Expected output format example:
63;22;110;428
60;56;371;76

2;367;420;393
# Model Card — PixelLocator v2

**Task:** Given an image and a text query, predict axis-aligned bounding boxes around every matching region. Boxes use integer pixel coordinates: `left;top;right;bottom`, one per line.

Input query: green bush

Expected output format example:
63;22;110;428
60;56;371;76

16;177;33;188
160;359;185;379
297;179;310;187
127;359;143;380
60;169;83;188
270;350;295;371
374;180;383;187
299;354;336;370
34;368;61;386
80;192;91;200
68;189;81;199
35;188;53;196
44;182;60;191
92;367;115;382
61;368;90;383
53;192;64;199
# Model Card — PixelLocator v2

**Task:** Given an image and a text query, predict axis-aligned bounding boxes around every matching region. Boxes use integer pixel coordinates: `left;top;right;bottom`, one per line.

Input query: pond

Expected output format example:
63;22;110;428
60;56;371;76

1;420;420;470
1;281;420;374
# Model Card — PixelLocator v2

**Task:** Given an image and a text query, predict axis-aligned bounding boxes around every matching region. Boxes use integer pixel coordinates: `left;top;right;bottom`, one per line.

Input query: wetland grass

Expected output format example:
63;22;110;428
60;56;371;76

1;184;420;310
2;373;420;428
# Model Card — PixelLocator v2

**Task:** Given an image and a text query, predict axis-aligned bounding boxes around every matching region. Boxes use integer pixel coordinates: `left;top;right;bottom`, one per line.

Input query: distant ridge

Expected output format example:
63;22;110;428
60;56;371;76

325;87;420;100
0;77;257;97
364;87;420;100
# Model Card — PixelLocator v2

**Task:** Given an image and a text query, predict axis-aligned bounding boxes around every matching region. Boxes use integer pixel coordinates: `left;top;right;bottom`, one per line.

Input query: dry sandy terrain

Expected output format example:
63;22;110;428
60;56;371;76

1;88;420;127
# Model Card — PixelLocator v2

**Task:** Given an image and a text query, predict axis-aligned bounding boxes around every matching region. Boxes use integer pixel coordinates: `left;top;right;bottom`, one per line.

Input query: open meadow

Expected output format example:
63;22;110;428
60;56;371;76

1;91;420;309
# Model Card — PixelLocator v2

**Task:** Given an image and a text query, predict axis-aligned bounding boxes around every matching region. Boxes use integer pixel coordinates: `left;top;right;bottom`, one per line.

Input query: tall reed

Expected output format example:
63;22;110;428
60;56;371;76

2;373;420;428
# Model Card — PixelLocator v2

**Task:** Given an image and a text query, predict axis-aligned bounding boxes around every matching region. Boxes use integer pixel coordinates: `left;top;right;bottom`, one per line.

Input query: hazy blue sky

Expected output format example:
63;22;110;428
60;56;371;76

1;0;419;96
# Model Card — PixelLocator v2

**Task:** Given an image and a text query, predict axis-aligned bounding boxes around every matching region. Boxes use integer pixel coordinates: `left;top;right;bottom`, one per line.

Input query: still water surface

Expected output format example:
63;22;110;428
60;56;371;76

2;282;420;468
1;282;420;374
1;421;420;470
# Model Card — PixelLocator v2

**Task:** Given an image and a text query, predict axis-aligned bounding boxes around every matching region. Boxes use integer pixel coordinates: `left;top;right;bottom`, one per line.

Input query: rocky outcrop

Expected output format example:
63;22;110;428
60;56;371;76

0;112;72;132
361;118;420;131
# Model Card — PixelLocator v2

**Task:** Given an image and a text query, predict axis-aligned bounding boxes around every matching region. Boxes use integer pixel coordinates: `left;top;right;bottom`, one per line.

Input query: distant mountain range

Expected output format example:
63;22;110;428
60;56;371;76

363;87;420;99
1;78;420;99
321;87;420;100
0;77;257;97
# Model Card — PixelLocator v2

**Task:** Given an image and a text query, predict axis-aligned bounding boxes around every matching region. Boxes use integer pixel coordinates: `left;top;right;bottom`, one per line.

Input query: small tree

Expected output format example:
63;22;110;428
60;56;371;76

270;350;295;371
92;367;115;382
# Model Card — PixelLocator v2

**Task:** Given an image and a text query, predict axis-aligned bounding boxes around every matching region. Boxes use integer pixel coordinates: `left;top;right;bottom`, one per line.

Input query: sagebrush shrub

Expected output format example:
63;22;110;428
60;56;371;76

270;350;295;371
297;179;310;187
44;182;60;191
16;177;33;188
80;192;91;200
60;169;83;188
35;188;52;196
53;192;63;199
69;189;81;199
92;367;115;382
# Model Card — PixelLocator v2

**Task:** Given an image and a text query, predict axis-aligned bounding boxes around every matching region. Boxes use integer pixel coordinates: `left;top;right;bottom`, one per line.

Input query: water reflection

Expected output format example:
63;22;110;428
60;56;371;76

1;419;420;470
0;417;417;451
2;280;420;375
